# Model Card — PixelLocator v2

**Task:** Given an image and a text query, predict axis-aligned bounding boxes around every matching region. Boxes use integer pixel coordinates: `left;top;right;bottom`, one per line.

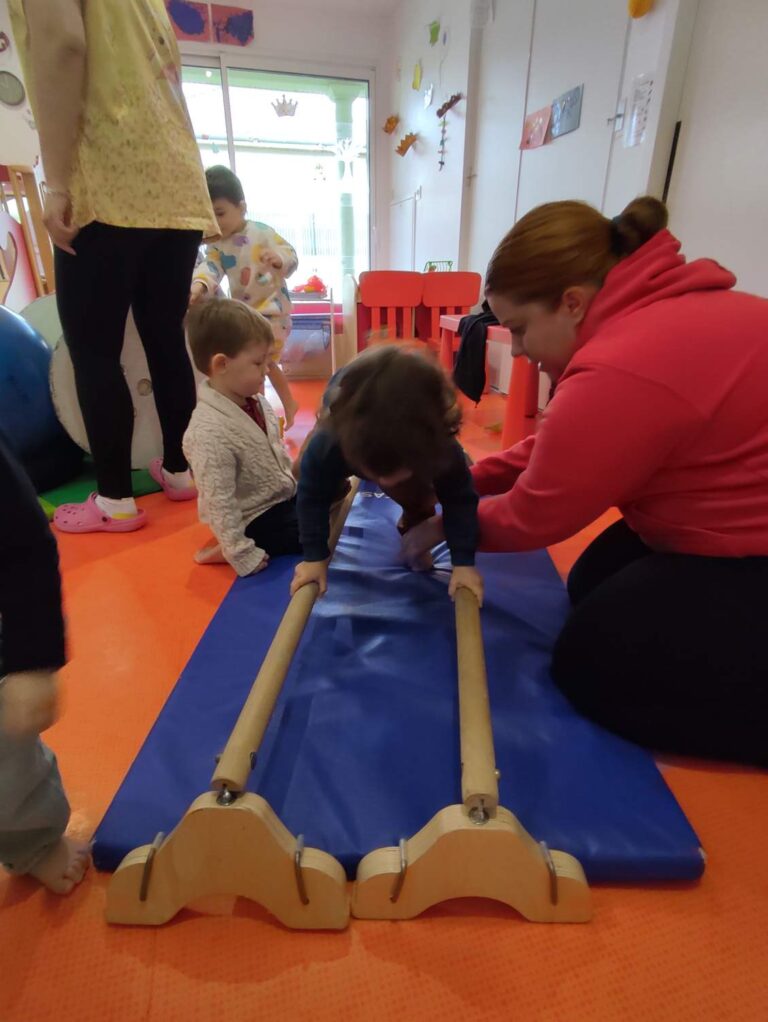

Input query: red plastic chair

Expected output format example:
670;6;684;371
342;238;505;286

358;271;424;344
416;271;482;352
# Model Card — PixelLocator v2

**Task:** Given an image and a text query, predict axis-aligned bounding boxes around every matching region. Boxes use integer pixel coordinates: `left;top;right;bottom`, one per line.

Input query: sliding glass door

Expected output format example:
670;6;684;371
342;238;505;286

181;63;370;298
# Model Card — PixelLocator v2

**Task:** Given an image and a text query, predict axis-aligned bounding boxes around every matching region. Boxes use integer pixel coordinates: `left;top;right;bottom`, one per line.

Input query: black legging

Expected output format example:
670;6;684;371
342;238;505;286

551;518;768;767
55;223;201;498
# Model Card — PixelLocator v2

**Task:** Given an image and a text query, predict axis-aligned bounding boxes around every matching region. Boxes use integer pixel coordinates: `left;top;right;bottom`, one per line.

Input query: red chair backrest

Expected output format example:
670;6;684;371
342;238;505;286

419;271;482;342
358;270;424;340
421;271;482;308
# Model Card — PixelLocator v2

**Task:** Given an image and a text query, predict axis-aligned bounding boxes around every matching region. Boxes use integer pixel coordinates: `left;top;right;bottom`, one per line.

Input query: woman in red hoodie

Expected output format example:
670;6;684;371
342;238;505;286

405;196;768;766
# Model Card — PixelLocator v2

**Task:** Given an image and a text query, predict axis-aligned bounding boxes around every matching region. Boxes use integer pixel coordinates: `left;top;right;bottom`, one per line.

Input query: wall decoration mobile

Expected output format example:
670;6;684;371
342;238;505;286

436;92;463;170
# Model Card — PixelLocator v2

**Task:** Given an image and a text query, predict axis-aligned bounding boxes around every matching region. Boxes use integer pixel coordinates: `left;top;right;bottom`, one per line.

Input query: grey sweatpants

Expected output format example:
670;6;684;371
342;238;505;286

0;729;70;875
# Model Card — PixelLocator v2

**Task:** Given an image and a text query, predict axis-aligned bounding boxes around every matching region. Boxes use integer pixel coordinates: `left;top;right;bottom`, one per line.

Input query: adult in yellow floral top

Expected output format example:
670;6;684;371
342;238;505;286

9;0;218;533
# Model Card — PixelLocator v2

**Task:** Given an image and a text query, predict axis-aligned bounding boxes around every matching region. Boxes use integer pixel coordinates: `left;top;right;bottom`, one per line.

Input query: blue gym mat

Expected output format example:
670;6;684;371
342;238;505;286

94;484;704;882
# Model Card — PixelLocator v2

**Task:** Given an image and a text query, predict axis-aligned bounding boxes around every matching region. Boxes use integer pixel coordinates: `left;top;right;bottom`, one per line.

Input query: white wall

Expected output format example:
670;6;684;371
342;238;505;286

666;0;768;297
0;0;40;168
387;0;472;271
461;0;534;278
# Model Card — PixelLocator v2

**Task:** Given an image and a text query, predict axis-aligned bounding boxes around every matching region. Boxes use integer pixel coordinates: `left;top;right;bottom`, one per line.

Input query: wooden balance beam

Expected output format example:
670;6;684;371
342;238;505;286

106;482;360;930
352;587;593;923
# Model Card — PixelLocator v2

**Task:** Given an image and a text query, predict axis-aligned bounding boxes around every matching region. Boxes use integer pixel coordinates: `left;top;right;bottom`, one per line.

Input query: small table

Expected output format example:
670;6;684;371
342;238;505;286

439;314;540;448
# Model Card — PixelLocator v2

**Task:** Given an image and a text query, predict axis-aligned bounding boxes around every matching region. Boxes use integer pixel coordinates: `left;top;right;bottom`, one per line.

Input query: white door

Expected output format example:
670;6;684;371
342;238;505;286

464;0;630;281
515;0;629;217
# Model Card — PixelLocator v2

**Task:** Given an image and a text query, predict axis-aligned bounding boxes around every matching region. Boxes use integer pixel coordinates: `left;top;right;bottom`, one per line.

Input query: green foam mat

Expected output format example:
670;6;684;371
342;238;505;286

41;465;161;507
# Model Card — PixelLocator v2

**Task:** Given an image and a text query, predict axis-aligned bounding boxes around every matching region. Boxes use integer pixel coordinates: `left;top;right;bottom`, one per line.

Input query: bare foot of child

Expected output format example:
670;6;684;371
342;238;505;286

194;543;227;565
28;836;92;894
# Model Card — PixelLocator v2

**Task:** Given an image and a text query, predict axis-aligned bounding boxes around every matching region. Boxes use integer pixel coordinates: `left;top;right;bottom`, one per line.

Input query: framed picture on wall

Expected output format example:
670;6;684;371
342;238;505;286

550;84;583;139
520;106;551;149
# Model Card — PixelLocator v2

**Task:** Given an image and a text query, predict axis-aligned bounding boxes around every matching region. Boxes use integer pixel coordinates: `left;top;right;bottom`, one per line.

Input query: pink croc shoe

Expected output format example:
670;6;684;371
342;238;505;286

53;494;147;534
149;458;197;502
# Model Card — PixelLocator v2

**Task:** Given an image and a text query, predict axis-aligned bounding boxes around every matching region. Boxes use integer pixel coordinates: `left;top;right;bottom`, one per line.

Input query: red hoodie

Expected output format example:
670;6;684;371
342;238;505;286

472;229;768;557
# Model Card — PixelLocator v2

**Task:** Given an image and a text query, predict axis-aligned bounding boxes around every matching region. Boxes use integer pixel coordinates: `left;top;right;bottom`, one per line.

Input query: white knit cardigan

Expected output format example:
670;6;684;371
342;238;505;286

183;381;297;576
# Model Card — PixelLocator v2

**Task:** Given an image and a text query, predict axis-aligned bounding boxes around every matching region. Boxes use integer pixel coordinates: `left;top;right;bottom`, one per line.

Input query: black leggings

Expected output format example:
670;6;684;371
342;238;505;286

245;497;302;557
55;223;201;497
551;519;768;767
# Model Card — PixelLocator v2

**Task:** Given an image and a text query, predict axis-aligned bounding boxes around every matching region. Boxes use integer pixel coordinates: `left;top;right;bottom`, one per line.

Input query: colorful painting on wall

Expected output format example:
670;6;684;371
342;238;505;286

550;85;583;139
211;4;254;46
520;106;551;150
165;0;211;42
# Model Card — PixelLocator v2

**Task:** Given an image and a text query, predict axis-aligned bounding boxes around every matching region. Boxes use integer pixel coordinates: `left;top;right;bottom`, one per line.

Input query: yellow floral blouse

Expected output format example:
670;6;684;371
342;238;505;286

9;0;217;236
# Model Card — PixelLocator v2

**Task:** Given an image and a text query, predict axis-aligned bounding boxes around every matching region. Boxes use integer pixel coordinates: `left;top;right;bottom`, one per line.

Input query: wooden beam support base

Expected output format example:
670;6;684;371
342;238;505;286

352;803;591;923
107;793;349;930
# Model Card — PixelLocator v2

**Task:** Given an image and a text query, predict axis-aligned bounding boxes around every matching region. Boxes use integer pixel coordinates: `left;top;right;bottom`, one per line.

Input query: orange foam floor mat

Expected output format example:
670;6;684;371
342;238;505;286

2;384;767;1021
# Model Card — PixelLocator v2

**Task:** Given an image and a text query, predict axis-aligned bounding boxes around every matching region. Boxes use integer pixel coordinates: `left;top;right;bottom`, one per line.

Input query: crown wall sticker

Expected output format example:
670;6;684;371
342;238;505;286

272;94;298;117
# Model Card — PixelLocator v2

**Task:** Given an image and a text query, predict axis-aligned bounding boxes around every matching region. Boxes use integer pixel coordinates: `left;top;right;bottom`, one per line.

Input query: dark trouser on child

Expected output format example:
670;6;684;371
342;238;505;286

245;497;303;557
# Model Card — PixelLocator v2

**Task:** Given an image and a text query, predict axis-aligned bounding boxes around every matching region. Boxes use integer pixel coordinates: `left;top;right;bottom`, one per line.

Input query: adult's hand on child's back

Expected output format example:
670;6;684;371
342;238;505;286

290;559;329;597
0;671;60;737
449;566;484;607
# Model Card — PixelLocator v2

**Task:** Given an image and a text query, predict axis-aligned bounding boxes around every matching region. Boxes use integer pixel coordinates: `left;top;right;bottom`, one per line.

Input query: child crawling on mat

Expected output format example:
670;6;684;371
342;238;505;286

184;299;302;577
189;165;300;430
0;435;91;894
290;344;484;605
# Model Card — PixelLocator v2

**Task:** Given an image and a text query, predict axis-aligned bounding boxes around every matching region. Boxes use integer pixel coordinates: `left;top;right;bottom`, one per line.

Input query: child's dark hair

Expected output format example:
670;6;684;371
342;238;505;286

186;299;273;375
326;344;462;478
205;164;245;205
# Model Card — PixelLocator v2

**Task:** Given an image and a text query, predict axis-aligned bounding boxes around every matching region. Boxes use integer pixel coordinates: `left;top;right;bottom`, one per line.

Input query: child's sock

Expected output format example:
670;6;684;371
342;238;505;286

162;467;194;491
95;494;139;519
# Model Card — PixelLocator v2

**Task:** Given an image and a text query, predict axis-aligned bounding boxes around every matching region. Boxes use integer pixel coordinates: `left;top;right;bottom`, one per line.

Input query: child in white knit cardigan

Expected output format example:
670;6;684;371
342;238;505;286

183;300;300;576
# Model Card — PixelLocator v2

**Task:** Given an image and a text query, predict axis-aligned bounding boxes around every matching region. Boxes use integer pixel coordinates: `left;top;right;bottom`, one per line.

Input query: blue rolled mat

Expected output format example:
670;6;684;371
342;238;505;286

95;484;704;882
